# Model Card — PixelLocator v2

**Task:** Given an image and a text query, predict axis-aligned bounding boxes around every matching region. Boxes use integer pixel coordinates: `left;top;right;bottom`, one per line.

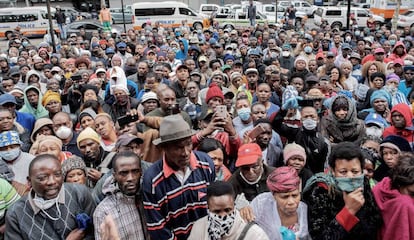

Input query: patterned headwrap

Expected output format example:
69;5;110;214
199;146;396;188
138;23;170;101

267;166;300;193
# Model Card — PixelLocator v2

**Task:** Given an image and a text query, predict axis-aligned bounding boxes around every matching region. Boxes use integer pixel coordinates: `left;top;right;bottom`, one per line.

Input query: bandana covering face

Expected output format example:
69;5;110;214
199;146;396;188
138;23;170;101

207;210;236;240
335;174;365;193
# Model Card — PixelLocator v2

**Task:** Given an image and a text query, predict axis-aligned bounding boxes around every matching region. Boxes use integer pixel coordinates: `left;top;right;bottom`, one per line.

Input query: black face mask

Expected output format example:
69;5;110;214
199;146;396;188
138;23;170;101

290;44;297;48
119;50;126;55
15;98;24;110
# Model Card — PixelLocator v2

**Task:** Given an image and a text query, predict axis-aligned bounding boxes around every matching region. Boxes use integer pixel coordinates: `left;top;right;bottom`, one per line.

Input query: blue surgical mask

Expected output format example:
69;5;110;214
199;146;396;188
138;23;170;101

0;148;21;162
389;39;396;45
304;46;312;54
335;174;365;193
237;107;251;121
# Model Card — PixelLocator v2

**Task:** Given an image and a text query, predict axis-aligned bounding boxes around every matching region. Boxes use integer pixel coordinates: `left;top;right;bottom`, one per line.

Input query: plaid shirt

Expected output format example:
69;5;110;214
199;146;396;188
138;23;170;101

94;187;146;240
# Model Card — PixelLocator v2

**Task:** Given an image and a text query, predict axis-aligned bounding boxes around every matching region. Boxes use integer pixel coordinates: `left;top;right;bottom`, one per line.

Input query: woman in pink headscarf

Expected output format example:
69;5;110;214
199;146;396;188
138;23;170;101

250;166;310;240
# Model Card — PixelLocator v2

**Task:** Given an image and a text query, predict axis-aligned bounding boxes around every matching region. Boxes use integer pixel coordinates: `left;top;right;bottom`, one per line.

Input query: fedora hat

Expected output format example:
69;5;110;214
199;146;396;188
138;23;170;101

153;115;196;145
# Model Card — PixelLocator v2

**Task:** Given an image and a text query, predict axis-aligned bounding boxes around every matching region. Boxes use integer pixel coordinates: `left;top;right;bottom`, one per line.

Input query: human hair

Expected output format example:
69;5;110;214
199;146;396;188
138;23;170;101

328;142;364;170
361;61;386;78
29;154;59;176
112;150;141;172
369;72;386;83
253;118;271;127
198;138;227;160
390;152;414;189
251;102;265;111
207;181;235;201
81;100;104;113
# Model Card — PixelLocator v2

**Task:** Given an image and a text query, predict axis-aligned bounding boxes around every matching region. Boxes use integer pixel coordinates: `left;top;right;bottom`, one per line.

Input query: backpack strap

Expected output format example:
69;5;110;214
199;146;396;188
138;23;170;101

237;221;256;240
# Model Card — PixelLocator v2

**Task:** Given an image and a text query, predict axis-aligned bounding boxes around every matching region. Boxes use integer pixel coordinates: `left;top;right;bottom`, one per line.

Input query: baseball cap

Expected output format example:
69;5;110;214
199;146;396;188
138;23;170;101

374;48;385;54
115;134;143;150
176;64;189;72
95;68;106;74
198;55;208;62
350;52;361;60
116;42;127;48
341;43;352;50
364;113;387;128
235;143;263;167
327;51;335;57
0;94;17;105
315;52;325;60
141;91;158;103
105;48;115;54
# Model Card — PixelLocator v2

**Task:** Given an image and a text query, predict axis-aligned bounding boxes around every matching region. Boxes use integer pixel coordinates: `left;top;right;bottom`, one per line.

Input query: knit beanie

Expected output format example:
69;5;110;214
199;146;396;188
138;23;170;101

380;135;412;153
206;82;224;103
370;89;391;107
77;127;100;148
385;73;400;83
294;55;308;68
79;108;97;122
61;155;87;180
42;90;61;106
283;143;307;164
37;135;63;150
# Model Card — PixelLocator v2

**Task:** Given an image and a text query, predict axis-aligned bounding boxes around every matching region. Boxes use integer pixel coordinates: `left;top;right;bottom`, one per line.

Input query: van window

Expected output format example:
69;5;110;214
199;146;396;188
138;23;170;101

135;8;175;16
326;10;342;16
356;10;369;17
265;6;275;12
0;13;38;22
202;6;217;12
179;8;196;16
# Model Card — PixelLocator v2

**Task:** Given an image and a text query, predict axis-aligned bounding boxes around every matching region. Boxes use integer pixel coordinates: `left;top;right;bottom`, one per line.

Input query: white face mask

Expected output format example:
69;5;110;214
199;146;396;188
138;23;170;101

33;193;59;210
366;126;383;139
55;126;72;140
345;36;352;42
0;148;21;161
302;118;317;130
282;51;290;57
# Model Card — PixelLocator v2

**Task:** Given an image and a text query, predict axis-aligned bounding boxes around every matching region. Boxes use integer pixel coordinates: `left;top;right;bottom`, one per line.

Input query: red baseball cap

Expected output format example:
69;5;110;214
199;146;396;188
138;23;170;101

315;52;325;60
236;143;263;167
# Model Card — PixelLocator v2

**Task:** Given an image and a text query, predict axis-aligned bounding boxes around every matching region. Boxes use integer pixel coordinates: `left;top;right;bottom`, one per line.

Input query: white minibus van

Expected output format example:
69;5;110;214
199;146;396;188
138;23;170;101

131;1;210;30
0;7;58;38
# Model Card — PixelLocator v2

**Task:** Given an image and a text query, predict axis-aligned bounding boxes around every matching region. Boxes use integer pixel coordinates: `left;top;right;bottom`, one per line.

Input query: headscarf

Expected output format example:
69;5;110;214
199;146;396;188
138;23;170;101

42;90;61;106
266;166;300;193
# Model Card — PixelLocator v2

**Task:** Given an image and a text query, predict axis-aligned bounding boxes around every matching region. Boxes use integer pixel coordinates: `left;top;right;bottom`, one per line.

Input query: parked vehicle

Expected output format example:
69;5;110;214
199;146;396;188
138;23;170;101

65;20;122;39
314;6;384;29
262;4;307;23
397;9;414;28
132;1;209;30
370;0;414;21
110;8;133;24
60;7;92;22
277;1;317;16
215;9;278;30
0;7;59;38
199;4;220;16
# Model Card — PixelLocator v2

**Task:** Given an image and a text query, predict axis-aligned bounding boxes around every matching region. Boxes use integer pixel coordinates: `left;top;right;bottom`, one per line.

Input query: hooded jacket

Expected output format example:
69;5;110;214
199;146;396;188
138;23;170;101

175;38;189;61
19;85;49;119
372;177;414;240
389;41;407;61
321;95;365;144
383;103;414;145
24;70;46;93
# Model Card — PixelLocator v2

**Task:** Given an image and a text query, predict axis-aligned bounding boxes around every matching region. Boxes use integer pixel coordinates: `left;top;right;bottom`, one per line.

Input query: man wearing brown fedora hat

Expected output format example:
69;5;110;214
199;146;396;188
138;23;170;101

142;114;215;240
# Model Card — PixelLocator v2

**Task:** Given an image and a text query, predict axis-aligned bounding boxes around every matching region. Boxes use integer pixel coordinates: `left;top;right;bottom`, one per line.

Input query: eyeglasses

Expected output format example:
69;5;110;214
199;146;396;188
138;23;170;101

405;72;414;75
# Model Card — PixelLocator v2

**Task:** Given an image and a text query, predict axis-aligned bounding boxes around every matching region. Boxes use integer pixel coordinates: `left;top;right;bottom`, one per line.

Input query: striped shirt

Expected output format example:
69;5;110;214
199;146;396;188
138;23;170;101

142;151;215;240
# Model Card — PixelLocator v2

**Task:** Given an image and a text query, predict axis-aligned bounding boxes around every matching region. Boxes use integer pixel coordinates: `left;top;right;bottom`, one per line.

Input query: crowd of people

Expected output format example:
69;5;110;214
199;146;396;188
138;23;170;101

0;3;413;240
